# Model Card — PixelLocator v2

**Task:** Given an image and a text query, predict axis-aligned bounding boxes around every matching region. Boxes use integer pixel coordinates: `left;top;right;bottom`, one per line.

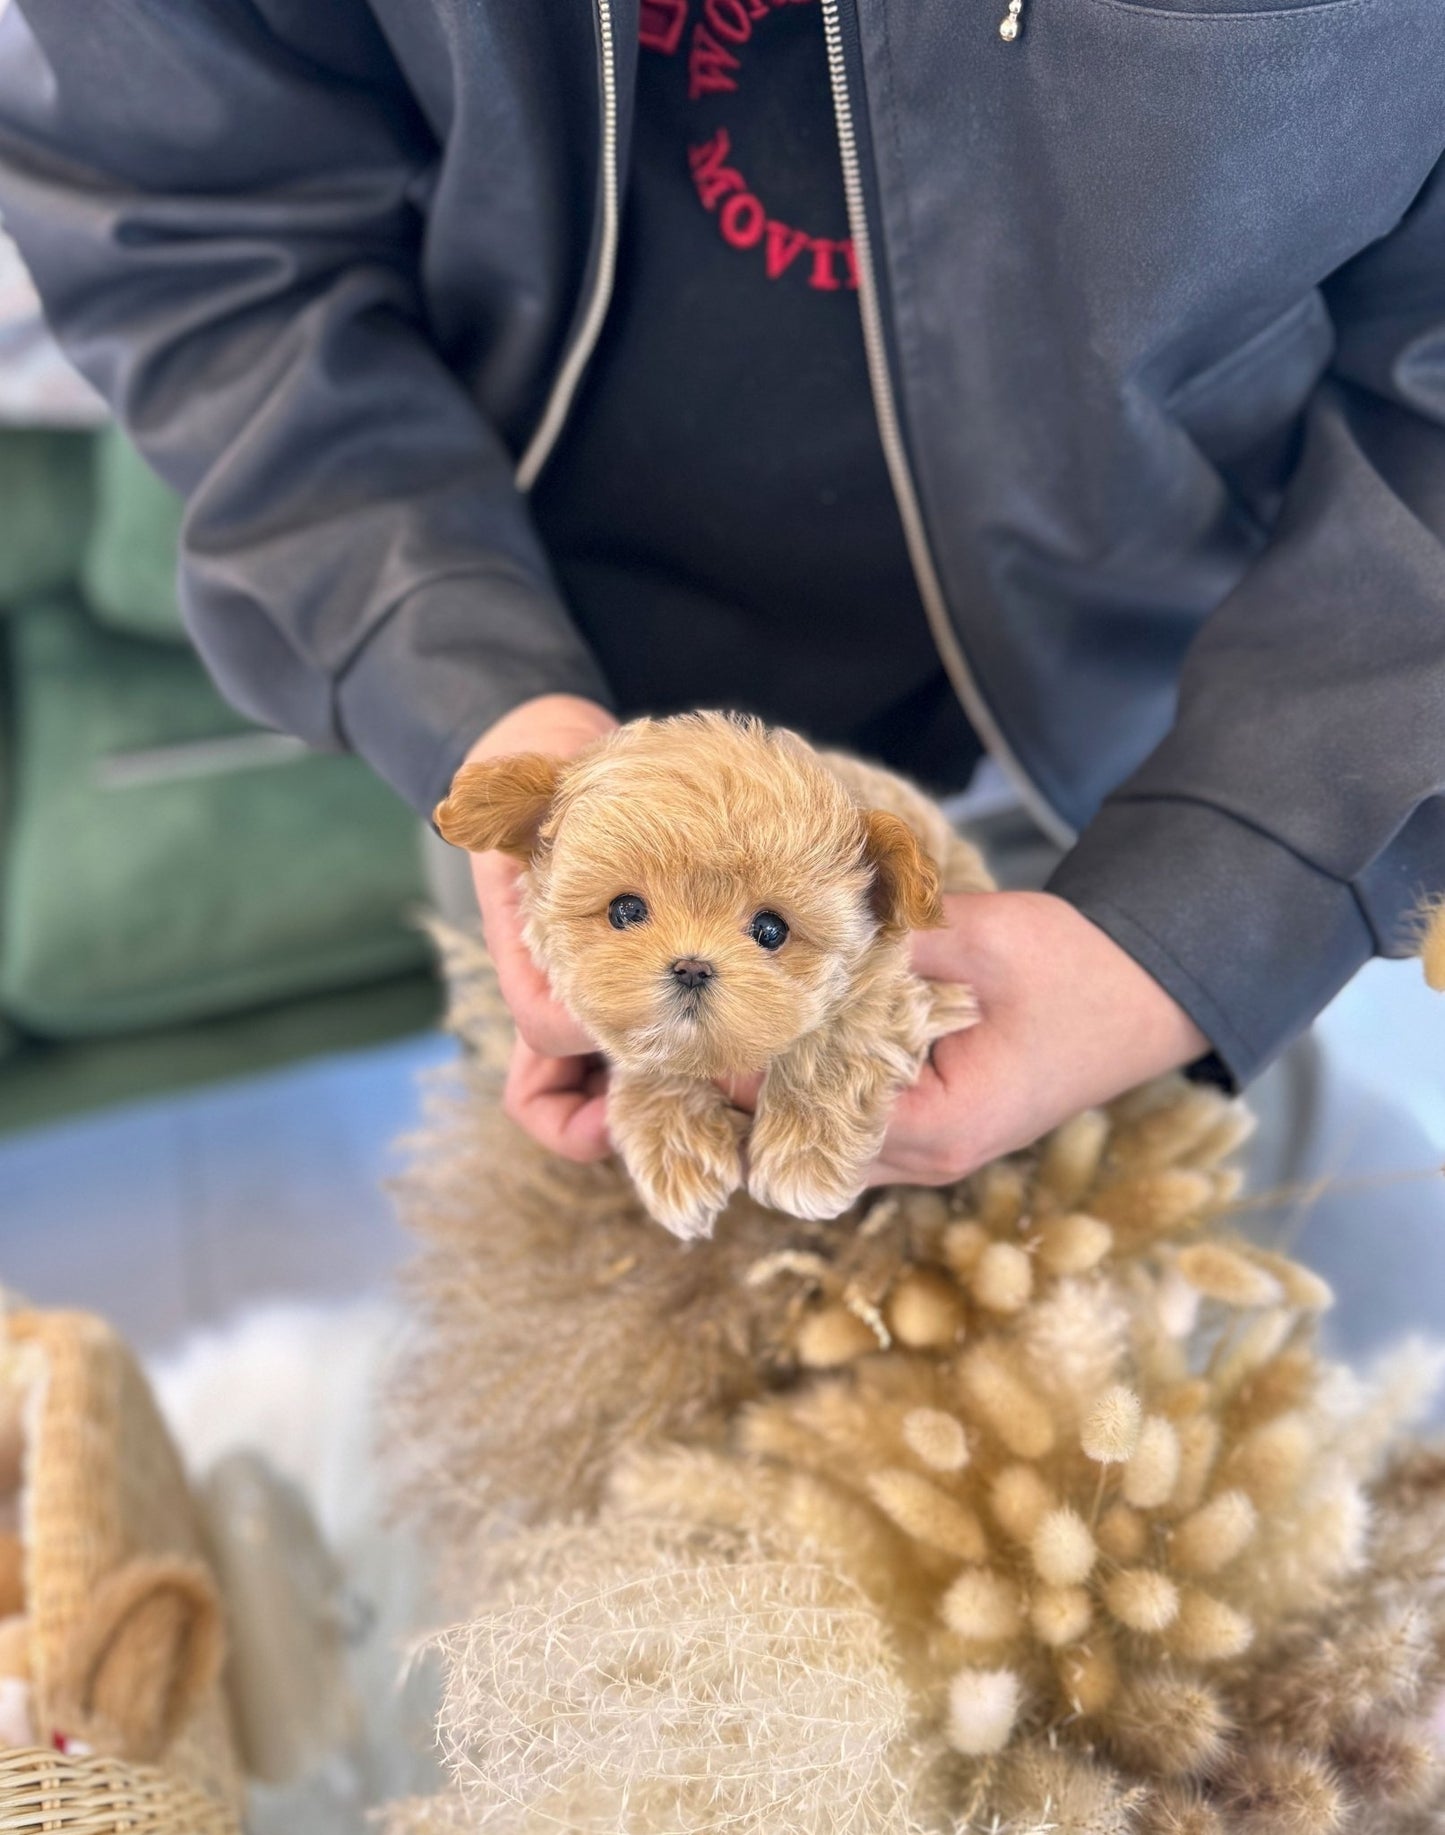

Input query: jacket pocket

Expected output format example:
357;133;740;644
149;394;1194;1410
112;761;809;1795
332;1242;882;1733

1079;0;1357;16
1167;292;1335;524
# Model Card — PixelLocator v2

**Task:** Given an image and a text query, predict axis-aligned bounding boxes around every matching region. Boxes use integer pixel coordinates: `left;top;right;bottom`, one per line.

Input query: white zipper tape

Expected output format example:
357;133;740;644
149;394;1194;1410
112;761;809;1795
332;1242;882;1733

516;0;622;492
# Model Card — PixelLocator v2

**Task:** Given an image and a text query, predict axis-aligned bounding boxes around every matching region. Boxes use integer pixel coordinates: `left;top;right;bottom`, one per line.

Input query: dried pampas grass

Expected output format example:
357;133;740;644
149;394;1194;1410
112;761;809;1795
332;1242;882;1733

398;1518;935;1835
387;933;1445;1835
384;928;790;1557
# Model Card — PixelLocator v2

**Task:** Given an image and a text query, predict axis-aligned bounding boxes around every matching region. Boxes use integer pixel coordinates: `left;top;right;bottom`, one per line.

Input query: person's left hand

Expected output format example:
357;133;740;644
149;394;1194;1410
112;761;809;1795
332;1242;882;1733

862;890;1209;1185
721;889;1209;1186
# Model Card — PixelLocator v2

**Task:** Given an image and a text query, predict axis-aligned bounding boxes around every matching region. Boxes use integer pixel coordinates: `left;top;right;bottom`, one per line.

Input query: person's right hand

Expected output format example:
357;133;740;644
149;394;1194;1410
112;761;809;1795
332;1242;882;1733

457;693;619;1160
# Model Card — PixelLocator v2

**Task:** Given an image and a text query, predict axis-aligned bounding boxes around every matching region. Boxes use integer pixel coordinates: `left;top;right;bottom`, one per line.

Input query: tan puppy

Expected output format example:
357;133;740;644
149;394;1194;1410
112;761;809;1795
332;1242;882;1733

435;713;989;1238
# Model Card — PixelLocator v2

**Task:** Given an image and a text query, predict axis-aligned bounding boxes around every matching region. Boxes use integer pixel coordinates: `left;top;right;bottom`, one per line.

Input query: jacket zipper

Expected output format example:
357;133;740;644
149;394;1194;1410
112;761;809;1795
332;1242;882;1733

818;0;1072;846
516;0;622;492
520;0;1064;843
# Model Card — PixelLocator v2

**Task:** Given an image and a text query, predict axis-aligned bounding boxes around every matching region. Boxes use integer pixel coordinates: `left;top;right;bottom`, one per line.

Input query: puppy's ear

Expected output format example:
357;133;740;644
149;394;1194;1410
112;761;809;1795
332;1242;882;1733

861;809;944;936
433;753;561;860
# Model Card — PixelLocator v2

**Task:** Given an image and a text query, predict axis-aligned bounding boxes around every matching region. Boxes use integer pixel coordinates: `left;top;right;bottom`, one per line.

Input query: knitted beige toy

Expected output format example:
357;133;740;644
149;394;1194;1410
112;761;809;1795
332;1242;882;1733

0;1308;243;1831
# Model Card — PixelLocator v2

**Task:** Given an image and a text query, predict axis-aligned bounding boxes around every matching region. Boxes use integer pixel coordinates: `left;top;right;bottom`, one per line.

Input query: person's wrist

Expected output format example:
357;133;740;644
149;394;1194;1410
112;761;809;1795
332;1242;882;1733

464;693;617;767
1040;894;1209;1077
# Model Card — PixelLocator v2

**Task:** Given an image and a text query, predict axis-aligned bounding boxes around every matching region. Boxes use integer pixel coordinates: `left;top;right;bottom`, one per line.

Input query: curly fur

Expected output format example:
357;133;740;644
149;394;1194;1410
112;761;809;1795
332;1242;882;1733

435;713;989;1237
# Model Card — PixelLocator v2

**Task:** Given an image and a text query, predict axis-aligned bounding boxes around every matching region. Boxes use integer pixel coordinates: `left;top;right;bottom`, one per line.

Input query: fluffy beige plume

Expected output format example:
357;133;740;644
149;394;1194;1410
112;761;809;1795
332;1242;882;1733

1418;897;1445;992
948;1666;1023;1755
1058;1637;1121;1716
1103;1674;1230;1780
1125;1416;1182;1509
972;1241;1035;1313
1018;1278;1131;1418
1083;1385;1145;1463
1092;1169;1216;1243
991;1464;1057;1541
901;1406;970;1473
1136;1785;1229;1835
798;1304;885;1368
1036;1108;1111;1207
959;1347;1056;1459
1098;1502;1150;1562
942;1219;990;1278
387;981;1445;1835
1177;1244;1286;1309
886;1267;968;1349
1037;1212;1115;1276
867;1469;989;1561
1032;1507;1099;1586
1170;1491;1258;1575
1213;1747;1347;1835
1168;1588;1253;1662
995;1740;1145;1835
1104;1568;1181;1633
941;1566;1025;1642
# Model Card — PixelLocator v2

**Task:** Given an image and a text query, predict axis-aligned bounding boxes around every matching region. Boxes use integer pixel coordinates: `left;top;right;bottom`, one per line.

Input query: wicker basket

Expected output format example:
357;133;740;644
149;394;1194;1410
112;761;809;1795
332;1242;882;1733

0;1309;244;1833
0;1747;237;1834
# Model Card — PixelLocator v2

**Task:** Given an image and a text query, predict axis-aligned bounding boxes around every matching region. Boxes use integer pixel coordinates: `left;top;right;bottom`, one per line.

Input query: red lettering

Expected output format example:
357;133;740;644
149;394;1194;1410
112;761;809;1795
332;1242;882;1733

688;23;740;97
639;0;688;54
839;239;860;290
704;0;754;41
808;237;846;291
764;219;811;279
688;129;745;210
720;191;766;249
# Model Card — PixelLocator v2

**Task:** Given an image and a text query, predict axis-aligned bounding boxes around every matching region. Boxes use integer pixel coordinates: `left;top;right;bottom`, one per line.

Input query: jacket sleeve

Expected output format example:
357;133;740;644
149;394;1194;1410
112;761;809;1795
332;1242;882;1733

0;0;612;815
1048;152;1445;1088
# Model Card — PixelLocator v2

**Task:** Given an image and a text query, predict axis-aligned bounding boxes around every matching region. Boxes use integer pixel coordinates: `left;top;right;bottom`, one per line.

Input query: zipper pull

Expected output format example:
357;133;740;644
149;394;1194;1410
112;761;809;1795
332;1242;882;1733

999;0;1023;39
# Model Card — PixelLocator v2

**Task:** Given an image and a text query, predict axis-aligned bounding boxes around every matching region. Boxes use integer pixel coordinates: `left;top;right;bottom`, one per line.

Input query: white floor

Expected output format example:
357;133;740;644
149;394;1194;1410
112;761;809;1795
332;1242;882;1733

0;1030;456;1352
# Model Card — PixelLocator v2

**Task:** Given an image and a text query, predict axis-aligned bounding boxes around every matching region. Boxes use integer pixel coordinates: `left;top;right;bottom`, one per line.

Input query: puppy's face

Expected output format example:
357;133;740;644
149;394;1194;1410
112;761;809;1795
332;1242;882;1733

436;715;942;1078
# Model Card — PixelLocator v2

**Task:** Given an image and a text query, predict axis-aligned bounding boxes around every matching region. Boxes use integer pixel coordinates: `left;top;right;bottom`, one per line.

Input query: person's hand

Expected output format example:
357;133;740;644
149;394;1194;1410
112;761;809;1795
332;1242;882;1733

459;693;618;1160
864;890;1209;1185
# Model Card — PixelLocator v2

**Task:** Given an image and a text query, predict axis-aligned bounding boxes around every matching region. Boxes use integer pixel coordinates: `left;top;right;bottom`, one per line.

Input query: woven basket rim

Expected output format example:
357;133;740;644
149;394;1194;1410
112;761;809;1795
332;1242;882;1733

0;1743;241;1833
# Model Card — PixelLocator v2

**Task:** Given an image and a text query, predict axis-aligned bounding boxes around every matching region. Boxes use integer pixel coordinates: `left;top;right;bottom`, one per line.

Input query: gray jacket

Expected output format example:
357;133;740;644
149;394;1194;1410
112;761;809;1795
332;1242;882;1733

1;0;1442;1085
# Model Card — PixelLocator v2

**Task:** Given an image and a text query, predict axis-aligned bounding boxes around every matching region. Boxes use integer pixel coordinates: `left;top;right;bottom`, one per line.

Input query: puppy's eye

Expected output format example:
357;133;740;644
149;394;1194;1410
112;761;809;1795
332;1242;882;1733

749;909;789;951
608;893;649;930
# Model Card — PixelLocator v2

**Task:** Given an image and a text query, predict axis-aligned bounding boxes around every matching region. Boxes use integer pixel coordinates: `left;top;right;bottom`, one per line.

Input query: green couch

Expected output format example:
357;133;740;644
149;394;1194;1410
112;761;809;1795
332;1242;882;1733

0;425;439;1132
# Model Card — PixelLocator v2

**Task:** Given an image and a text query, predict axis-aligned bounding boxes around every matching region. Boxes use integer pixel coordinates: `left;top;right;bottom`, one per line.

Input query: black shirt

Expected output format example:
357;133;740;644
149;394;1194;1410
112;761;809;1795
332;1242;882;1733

531;0;981;793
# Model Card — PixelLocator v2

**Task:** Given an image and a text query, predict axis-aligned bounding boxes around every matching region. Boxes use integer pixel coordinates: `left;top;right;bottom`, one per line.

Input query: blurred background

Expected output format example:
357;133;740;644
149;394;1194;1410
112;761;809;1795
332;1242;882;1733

0;207;451;1348
0;204;454;1830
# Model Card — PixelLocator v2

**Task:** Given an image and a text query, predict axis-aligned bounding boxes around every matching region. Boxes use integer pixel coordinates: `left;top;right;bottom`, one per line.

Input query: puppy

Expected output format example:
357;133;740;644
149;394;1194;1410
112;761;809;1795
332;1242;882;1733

435;713;989;1239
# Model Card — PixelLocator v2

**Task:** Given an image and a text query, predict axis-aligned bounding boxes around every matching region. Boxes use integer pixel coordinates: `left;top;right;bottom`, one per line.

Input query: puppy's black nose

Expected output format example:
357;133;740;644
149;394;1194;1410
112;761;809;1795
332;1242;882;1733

670;957;715;991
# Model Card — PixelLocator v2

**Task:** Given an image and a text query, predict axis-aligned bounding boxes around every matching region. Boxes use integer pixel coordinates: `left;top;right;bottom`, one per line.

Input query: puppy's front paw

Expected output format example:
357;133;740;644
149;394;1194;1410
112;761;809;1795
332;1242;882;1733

747;1104;873;1223
609;1080;745;1241
631;1116;745;1240
925;977;979;1043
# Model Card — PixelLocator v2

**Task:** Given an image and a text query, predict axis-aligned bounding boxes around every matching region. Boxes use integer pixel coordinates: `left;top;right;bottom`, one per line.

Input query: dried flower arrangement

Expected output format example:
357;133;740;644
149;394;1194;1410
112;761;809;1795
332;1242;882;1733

1422;901;1445;995
385;927;1445;1835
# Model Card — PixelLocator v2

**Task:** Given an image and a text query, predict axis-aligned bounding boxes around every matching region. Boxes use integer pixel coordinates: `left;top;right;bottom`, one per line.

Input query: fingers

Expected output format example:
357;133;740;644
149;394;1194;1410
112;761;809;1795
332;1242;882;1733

907;890;989;982
471;853;595;1057
714;1070;764;1113
503;1036;612;1162
863;1027;1015;1187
